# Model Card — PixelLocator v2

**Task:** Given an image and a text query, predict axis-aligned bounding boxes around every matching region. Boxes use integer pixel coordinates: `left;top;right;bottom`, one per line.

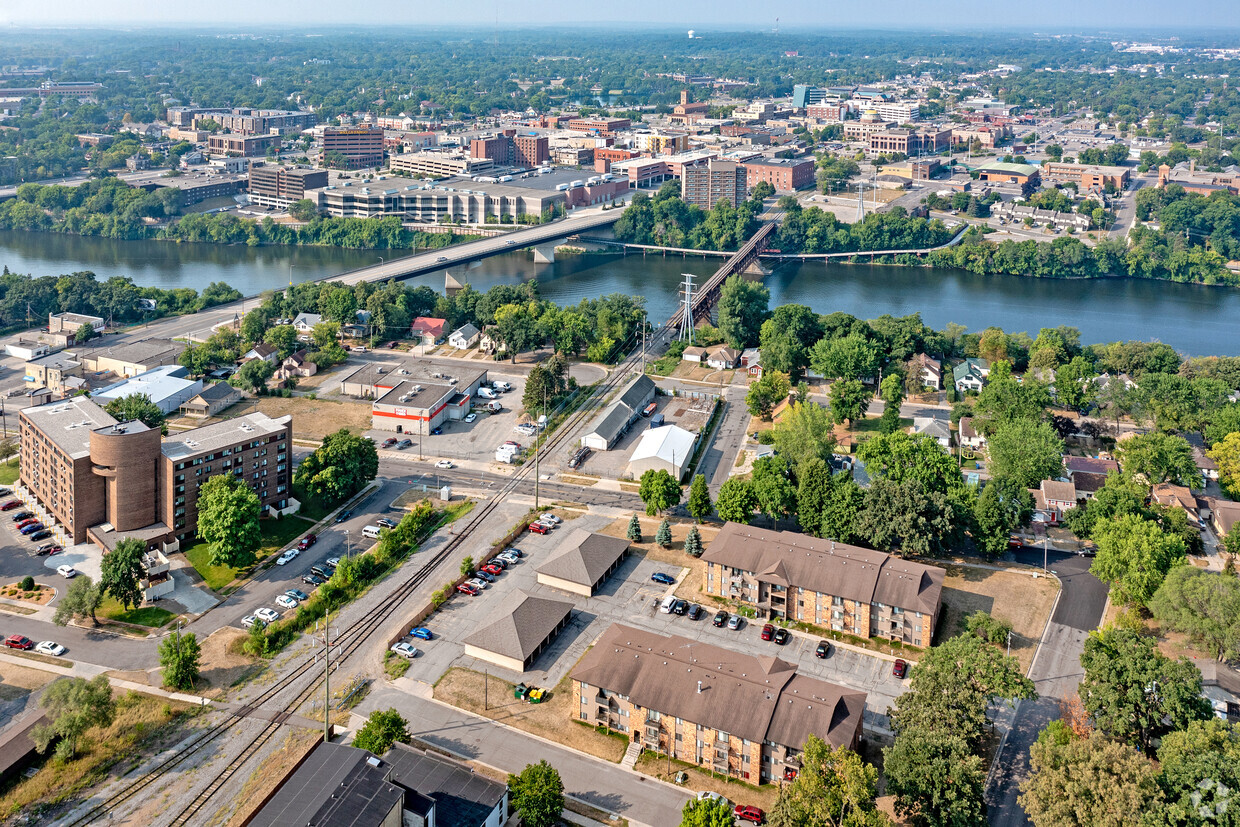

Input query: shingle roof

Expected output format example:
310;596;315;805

462;591;574;662
1065;456;1119;475
1040;480;1077;503
702;522;944;615
618;375;657;411
573;624;865;749
585;401;635;445
383;743;507;825
536;529;630;588
450;323;480;341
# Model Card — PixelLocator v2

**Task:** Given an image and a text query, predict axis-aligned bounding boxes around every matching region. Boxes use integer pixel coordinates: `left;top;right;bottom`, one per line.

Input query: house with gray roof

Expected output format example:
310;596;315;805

462;591;574;673
536;529;630;596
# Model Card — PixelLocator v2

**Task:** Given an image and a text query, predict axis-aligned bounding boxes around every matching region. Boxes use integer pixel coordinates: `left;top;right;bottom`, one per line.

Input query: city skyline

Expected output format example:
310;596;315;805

2;0;1238;30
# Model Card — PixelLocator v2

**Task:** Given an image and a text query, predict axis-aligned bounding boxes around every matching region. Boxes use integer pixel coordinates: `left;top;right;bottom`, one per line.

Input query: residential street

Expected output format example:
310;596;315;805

985;549;1108;826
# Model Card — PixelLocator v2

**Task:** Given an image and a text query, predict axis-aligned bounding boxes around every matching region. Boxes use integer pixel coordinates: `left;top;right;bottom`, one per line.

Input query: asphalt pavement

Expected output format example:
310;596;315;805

985;549;1108;826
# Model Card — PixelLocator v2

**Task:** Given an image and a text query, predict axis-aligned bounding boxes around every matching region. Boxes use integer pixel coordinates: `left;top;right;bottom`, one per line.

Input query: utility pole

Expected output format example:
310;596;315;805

314;615;338;741
535;383;546;510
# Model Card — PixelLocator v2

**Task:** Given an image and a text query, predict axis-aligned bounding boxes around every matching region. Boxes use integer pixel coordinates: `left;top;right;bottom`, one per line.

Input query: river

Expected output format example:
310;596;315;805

2;230;1238;356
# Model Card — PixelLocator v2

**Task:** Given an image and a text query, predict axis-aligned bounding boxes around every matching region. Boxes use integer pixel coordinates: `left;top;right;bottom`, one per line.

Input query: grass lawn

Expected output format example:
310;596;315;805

0;460;18;486
97;597;177;628
185;516;314;593
936;562;1059;674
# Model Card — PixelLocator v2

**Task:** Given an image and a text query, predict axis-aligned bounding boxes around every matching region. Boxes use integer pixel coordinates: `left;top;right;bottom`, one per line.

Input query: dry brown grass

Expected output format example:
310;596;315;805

0;691;193;821
221;729;322;827
936;564;1059;673
0;661;56;701
198;628;262;696
0;582;56;605
433;666;627;764
597;516;718;602
228;396;372;441
634;753;779;811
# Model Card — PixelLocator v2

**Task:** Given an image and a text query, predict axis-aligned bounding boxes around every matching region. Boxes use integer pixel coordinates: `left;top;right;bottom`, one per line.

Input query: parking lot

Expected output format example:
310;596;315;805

395;511;907;730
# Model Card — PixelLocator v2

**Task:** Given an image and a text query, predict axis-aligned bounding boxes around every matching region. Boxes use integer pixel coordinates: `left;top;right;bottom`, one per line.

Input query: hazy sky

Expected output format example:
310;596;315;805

1;0;1235;30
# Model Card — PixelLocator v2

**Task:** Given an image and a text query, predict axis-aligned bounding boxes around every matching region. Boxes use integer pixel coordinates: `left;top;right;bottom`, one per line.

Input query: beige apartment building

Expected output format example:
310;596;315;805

702;522;944;647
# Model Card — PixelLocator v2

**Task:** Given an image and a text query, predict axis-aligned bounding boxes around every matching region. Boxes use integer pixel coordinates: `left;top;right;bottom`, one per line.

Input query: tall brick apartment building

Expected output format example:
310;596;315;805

19;397;291;548
470;130;550;168
681;159;748;210
572;624;866;785
743;157;815;193
322;125;385;170
702;522;944;647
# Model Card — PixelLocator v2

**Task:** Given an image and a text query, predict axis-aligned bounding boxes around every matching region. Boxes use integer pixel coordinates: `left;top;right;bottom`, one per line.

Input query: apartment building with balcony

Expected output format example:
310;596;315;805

572;624;866;784
701;522;944;647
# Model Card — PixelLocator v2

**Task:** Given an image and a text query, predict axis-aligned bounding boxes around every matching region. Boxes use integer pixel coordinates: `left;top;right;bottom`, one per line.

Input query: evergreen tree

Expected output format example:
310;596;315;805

627;513;643;542
656;519;673;548
684;526;703;557
686;474;713;523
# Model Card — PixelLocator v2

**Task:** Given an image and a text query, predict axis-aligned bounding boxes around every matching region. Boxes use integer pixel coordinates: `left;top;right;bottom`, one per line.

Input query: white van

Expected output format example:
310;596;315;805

361;525;383;540
477;387;496;399
660;595;677;614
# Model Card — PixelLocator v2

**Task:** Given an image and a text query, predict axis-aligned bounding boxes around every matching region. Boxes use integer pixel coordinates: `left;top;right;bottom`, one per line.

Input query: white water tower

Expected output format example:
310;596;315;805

687;29;695;39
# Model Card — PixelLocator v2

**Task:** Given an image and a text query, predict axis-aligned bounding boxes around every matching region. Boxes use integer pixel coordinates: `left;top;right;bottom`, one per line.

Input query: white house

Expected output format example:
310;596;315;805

953;358;990;393
292;312;322;332
958;416;986;449
908;353;943;390
448;323;481;349
912;416;952;450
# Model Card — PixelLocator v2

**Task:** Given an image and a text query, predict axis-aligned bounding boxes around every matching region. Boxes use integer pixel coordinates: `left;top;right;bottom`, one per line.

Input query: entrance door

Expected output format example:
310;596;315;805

396;425;403;434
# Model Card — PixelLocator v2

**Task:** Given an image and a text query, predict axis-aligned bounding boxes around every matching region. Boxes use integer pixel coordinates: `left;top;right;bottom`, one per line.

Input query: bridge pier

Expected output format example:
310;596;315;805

532;243;557;264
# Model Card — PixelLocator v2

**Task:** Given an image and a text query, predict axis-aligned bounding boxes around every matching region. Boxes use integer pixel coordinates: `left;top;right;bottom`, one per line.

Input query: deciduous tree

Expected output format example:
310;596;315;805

1208;432;1240;500
158;626;201;690
686;474;712;523
716;477;757;524
197;474;261;568
768;736;891;827
680;798;735;827
53;575;102;627
293;428;379;507
771;401;837;471
353;708;412;755
986;419;1064;488
1091;514;1186;607
855;431;961;494
1019;731;1163;827
829;379;873;426
638;469;681;515
747;370;791;421
508;760;564;827
1116;432;1199;486
103;392;166;435
716;274;770;349
752;455;796;530
1148;565;1240;662
31;676;115;760
100;537;146;611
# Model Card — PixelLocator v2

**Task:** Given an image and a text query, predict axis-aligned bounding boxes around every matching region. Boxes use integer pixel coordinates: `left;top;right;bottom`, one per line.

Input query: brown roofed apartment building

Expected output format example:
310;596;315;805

321;125;385;170
19;396;291;547
248;166;329;208
702;522;944;647
681;159;748;210
572;624;866;784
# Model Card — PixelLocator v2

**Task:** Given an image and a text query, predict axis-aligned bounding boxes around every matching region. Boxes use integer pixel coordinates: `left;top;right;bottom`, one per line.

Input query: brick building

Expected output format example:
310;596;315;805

681;159;747;209
701;522;944;647
321;125;385;170
209;108;315;135
564;116;631;136
248;166;329;208
743;157;815;192
207;133;279;157
469;131;550;168
1042;162;1131;191
867;128;952;155
572;624;866;784
19;397;291;547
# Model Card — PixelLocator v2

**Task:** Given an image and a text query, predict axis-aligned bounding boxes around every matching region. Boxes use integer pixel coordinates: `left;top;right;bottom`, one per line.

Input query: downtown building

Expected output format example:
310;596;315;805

470;130;550;169
321;125;385;170
681;159;748;209
19;397;291;549
248;166;330;208
702;522;944;647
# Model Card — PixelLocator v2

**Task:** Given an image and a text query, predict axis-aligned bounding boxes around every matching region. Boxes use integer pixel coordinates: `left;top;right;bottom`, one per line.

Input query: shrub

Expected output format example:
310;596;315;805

19;575;35;591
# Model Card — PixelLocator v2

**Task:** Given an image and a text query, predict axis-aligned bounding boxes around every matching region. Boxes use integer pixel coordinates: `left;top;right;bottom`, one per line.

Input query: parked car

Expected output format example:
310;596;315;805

760;623;775;641
815;641;832;659
285;589;310;602
474;571;495;583
397;439;413;449
409;627;433;641
335;509;353;523
464;413;477;424
387;341;399;349
650;572;675;585
275;594;298;609
56;565;77;578
539;514;563;525
435;459;454;469
892;659;908;679
35;641;66;657
506;547;524;558
36;543;61;555
773;628;790;645
4;635;34;650
325;557;341;567
302;574;325;586
29;530;52;542
456;583;480;596
465;577;489;591
297;534;317;550
377;518;398;529
734;805;765;825
713;610;728;627
391;641;419;659
12;511;34;522
567;446;592;469
255;607;280;623
497;551;520;566
382;437;398;448
1008;535;1024;550
481;563;503;576
672;599;689;615
276;549;299;566
431;427;443;435
696;791;727;806
16;518;39;529
527;522;549;535
1;500;23;510
19;523;44;535
727;614;743;631
687;604;703;621
310;565;332;580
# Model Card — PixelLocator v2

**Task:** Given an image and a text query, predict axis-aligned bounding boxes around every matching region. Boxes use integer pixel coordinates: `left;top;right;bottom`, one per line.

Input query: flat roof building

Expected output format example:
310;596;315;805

79;338;185;379
975;161;1041;186
92;365;203;415
681;159;747;210
702;522;944;647
322;125;385;170
743;157;815;193
535;529;630;597
389;152;495;179
207;133;279;157
248;166;329;208
573;623;866;784
1042;161;1130;191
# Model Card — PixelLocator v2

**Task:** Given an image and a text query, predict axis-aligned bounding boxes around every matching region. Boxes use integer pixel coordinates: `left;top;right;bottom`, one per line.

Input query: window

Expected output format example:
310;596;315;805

717;730;728;743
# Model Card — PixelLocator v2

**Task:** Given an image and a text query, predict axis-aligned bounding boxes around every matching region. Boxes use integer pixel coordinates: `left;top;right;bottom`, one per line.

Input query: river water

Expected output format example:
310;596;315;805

2;230;1238;356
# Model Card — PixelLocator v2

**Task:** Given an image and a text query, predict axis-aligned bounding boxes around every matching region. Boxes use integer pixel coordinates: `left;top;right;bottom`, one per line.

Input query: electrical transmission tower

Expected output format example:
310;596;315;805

678;272;695;343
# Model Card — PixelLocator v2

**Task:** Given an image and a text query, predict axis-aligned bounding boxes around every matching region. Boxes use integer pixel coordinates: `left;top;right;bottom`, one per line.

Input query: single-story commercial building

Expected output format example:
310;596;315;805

580;375;657;451
462;590;575;673
536;529;631;597
974;161;1041;186
628;423;698;482
79;338;186;379
371;380;468;435
93;365;203;415
179;382;242;418
344;361;487;403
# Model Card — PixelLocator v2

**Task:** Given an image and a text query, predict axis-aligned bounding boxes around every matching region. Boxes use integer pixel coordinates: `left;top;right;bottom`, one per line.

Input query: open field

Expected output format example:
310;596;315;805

935;563;1059;673
229;395;371;440
433;666;627;764
0;660;56;701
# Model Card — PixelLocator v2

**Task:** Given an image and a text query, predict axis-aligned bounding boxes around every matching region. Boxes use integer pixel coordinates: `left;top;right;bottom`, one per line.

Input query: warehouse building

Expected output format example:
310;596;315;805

628;424;697;482
580;375;656;451
92;365;203;415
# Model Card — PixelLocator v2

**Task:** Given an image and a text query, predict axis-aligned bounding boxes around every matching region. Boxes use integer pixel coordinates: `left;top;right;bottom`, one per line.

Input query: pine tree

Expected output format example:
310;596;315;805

627;513;643;542
684;526;703;557
656;519;673;548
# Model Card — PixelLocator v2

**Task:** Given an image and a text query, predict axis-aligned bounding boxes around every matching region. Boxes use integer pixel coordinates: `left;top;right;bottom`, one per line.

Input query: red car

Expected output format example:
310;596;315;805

297;534;317;551
4;635;34;651
734;805;765;824
528;523;549;535
892;659;908;679
16;518;39;529
481;563;503;576
456;583;480;596
760;623;775;641
1;500;22;511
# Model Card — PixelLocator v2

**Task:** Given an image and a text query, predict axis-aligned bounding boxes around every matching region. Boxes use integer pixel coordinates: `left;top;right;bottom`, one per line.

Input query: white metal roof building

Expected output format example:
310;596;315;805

92;365;204;415
628;423;697;482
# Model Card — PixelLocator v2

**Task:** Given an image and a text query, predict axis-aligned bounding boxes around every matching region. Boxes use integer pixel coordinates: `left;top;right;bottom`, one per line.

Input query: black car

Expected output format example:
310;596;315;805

815;640;831;659
310;565;332;579
474;570;495;583
687;604;703;621
773;628;790;645
397;439;413;449
302;573;325;586
335;509;353;524
507;547;524;558
713;610;728;627
11;511;33;522
29;530;52;542
672;599;689;615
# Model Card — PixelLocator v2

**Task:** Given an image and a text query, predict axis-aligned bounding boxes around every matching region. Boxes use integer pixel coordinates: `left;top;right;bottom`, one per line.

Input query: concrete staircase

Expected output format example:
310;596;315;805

620;740;642;769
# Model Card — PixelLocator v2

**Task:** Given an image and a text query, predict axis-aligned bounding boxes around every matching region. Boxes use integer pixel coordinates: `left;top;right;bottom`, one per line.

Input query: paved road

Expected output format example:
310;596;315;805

359;685;691;827
985;549;1108;827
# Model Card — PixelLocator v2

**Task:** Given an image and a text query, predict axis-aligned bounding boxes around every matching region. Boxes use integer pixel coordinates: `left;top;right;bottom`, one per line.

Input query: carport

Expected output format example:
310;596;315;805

462;591;575;673
536;529;630;597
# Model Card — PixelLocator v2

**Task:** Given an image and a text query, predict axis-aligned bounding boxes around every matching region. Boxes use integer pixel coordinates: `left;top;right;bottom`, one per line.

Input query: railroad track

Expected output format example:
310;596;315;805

61;324;652;827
